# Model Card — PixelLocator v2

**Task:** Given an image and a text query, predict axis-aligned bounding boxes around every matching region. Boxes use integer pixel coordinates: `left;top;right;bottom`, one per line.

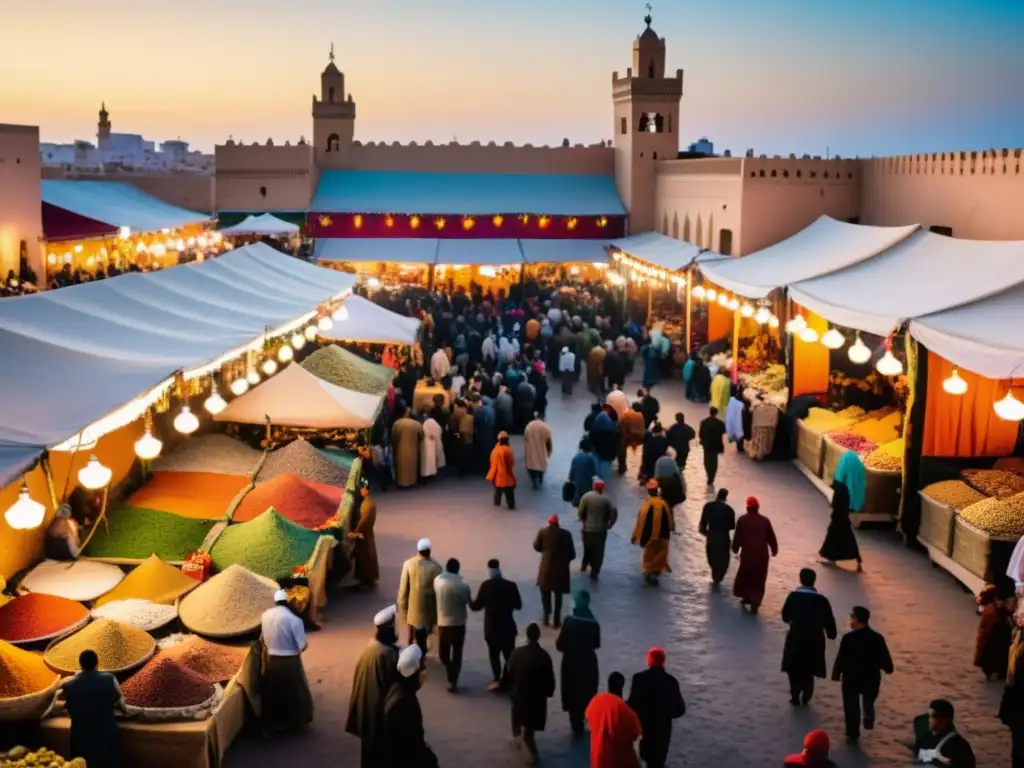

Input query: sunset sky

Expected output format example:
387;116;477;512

4;0;1022;157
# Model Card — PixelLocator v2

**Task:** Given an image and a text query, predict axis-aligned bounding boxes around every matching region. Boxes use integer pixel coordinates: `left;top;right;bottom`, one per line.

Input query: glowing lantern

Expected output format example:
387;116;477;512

848;334;871;364
332;305;349;322
278;345;294;363
692;285;706;299
740;304;754;318
799;326;819;343
410;216;421;230
786;315;807;334
876;350;904;376
78;456;112;490
943;368;968;396
727;297;740;311
995;391;1024;421
4;484;46;530
173;406;200;435
204;392;227;415
353;215;363;230
291;332;306;350
246;370;261;386
754;306;771;324
134;429;163;460
717;294;728;307
230;378;250;396
768;315;780;328
821;328;845;350
304;325;317;341
385;215;394;228
462;217;475;231
262;359;278;376
318;316;334;332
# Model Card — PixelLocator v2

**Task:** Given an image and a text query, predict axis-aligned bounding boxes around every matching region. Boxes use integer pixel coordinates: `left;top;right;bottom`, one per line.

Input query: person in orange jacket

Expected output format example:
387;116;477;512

487;431;517;509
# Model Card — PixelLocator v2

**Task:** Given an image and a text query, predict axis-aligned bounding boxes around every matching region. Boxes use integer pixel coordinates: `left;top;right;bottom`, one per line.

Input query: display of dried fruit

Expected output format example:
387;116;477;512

962;469;1024;499
959;495;1024;538
865;438;904;470
827;431;877;455
921;480;988;510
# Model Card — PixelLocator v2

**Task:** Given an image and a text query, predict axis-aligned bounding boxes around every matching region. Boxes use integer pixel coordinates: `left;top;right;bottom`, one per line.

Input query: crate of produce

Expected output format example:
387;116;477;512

952;516;1018;581
795;420;825;478
863;467;901;518
918;492;956;556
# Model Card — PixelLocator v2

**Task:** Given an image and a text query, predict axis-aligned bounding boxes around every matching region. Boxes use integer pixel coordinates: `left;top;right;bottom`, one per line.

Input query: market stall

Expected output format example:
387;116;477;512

218;213;300;239
319;294;421;347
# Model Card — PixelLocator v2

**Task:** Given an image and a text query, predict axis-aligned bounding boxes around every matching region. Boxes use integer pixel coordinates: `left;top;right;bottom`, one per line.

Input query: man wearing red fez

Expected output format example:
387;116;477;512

534;514;576;627
731;496;779;614
784;729;837;766
626;648;686;768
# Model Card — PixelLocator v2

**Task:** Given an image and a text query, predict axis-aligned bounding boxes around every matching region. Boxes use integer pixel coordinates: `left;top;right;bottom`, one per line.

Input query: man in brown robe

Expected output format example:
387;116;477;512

732;496;779;614
391;407;423;488
346;606;401;767
348;481;379;588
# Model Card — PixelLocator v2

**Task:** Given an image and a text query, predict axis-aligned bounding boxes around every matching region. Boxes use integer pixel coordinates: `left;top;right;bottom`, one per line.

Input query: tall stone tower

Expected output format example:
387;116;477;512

97;103;111;149
612;11;683;233
312;44;356;169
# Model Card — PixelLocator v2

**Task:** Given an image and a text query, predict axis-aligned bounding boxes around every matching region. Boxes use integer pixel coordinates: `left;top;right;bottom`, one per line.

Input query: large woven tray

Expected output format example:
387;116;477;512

918;492;956;556
0;676;62;723
796;420;825;478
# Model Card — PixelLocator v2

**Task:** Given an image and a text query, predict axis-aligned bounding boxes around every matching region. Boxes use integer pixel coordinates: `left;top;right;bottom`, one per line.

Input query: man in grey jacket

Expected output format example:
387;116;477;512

434;558;472;693
577;477;618;580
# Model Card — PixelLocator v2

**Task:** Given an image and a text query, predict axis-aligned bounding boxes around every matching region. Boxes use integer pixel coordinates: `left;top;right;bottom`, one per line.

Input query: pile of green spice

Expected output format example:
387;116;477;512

82;506;216;562
121;656;216;709
0;594;89;644
301;345;394;395
210;508;322;580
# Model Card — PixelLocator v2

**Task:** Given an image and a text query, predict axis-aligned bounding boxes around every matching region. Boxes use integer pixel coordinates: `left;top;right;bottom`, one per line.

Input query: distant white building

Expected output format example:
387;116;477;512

688;137;714;155
39;104;213;174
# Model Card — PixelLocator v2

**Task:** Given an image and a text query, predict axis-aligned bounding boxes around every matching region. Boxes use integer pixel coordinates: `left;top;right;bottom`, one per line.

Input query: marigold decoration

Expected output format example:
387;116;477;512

434;217;446;231
462;217;475;231
353;215;363;229
410;216;421;230
318;215;332;228
492;215;504;228
384;215;394;228
567;217;578;231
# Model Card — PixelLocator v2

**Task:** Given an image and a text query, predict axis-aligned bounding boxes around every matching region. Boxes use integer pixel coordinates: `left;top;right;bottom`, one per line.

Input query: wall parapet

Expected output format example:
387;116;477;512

863;149;1023;177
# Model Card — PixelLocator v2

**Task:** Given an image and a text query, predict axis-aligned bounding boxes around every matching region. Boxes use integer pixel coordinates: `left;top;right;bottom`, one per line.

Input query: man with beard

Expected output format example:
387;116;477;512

346;606;401;767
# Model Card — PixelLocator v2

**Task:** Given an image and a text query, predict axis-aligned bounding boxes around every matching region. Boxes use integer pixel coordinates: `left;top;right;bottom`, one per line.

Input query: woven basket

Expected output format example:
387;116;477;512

4;613;91;647
796;421;825;477
822;438;847;486
918;493;956;556
863;467;901;517
0;675;62;723
952;517;1017;581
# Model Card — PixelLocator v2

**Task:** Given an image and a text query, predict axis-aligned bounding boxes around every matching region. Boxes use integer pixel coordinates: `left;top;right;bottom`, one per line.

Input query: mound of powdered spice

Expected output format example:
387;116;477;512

0;641;59;698
121;656;215;709
178;565;278;637
210;508;322;580
232;473;342;528
45;619;155;673
159;636;247;684
0;593;89;643
92;600;178;632
94;554;199;607
256;438;350;487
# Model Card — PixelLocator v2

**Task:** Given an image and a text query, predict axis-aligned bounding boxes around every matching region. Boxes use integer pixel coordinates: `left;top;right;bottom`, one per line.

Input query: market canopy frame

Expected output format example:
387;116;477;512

322;294;421;345
609;231;703;272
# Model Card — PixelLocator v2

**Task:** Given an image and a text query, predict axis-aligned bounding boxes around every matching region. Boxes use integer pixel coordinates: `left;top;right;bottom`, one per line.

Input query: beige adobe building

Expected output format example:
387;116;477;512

0;124;43;279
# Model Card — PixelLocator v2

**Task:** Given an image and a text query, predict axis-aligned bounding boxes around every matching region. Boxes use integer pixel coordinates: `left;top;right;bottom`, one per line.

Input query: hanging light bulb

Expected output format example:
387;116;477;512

278;345;294;363
785;315;807;334
740;304;755;318
333;304;349;322
754;306;772;324
799;326;820;343
705;288;717;302
727;297;740;311
692;285;706;299
78;455;112;490
848;334;872;364
291;332;306;350
230;377;250;396
262;359;278;376
4;483;46;530
768;315;780;329
717;294;728;307
942;367;968;396
204;391;227;415
247;370;261;386
367;277;381;288
995;391;1024;421
134;429;163;461
821;328;845;350
173;406;199;435
318;316;334;332
876;350;904;376
304;325;317;342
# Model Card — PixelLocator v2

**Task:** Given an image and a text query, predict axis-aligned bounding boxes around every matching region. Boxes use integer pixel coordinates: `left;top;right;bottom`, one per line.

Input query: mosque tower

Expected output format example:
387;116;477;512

612;9;683;232
97;103;111;149
312;43;357;168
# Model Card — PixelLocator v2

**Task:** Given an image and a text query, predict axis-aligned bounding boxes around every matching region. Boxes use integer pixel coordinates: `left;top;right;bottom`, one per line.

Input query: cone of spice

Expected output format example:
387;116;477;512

0;593;90;644
178;565;278;638
210;508;322;581
159;636;247;684
121;657;216;709
94;554;199;607
232;473;342;528
44;619;155;674
0;641;59;699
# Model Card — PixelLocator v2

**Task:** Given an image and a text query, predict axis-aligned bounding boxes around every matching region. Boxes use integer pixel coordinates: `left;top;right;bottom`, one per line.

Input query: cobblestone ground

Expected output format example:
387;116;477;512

225;375;1009;767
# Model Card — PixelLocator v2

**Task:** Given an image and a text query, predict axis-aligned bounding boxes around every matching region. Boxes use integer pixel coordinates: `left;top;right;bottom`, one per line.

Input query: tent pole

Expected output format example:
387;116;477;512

731;309;740;383
646;282;653;325
427;264;436;292
684;268;693;356
621;276;629;325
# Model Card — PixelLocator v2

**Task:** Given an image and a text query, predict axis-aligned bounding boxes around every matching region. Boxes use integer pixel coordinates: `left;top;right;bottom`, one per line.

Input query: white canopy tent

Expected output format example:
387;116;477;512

323;294;421;345
435;239;524;265
41;180;211;233
519;239;611;264
788;231;1024;336
696;216;921;299
213;363;382;429
609;232;702;272
218;213;300;237
313;238;440;264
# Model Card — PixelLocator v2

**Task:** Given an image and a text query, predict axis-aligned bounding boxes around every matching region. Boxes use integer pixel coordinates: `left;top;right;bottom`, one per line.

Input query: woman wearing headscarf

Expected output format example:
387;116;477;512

682;352;697;400
631;481;675;585
732;496;779;614
555;590;601;736
818;481;863;571
834;450;866;512
690;356;711;403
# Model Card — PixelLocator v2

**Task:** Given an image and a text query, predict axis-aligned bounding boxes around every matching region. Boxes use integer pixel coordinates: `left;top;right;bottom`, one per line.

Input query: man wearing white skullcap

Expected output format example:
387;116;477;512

259;587;312;735
346;606;400;766
383;644;438;766
398;539;442;657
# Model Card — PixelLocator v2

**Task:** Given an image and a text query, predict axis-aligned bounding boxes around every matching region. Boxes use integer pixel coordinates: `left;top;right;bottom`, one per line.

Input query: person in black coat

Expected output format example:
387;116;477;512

698;408;727;488
506;623;556;766
640;422;669;481
914;699;976;768
534;515;577;627
638;388;660;428
603;347;626;389
627;647;686;768
698;488;736;585
666;412;695;469
555;590;601;735
819;481;863;571
383;645;439;767
831;605;894;741
470;558;523;691
781;568;838;706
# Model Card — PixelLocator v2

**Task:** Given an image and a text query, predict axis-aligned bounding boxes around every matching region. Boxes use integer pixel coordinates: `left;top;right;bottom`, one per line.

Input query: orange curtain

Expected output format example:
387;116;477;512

792;309;830;397
922;352;1018;458
0;419;143;580
708;300;731;343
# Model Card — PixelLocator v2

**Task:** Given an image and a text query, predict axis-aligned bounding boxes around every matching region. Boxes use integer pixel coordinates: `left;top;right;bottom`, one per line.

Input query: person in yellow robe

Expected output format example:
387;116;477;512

710;370;731;421
631;480;675;585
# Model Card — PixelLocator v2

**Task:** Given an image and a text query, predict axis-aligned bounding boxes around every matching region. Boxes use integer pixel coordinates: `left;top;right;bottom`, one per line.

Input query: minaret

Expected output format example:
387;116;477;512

612;7;683;232
97;102;111;149
312;43;357;168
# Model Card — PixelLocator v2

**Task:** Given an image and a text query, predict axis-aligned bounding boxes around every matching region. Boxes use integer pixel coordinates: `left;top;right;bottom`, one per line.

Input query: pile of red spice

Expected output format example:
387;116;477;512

121;656;216;709
0;593;89;643
233;472;342;528
159;636;247;684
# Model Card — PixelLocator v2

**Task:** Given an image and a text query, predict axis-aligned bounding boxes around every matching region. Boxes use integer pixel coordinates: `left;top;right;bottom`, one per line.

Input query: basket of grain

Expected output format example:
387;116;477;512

951;496;1024;580
43;619;156;676
0;641;63;722
918;493;957;556
178;565;279;639
795;420;825;477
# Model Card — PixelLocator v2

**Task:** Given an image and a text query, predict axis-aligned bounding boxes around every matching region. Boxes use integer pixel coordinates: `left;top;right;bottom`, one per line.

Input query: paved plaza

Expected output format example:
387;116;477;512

226;376;1009;767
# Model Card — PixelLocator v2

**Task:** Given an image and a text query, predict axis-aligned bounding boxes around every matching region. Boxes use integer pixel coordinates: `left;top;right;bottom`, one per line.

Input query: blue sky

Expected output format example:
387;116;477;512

3;0;1021;156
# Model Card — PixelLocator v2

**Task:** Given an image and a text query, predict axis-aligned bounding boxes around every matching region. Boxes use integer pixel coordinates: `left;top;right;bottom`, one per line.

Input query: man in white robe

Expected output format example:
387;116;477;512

421;416;446;479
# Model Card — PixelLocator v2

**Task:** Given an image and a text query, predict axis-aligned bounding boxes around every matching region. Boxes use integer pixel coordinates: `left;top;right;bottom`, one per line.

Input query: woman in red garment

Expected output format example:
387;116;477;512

585;672;641;768
731;496;778;614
